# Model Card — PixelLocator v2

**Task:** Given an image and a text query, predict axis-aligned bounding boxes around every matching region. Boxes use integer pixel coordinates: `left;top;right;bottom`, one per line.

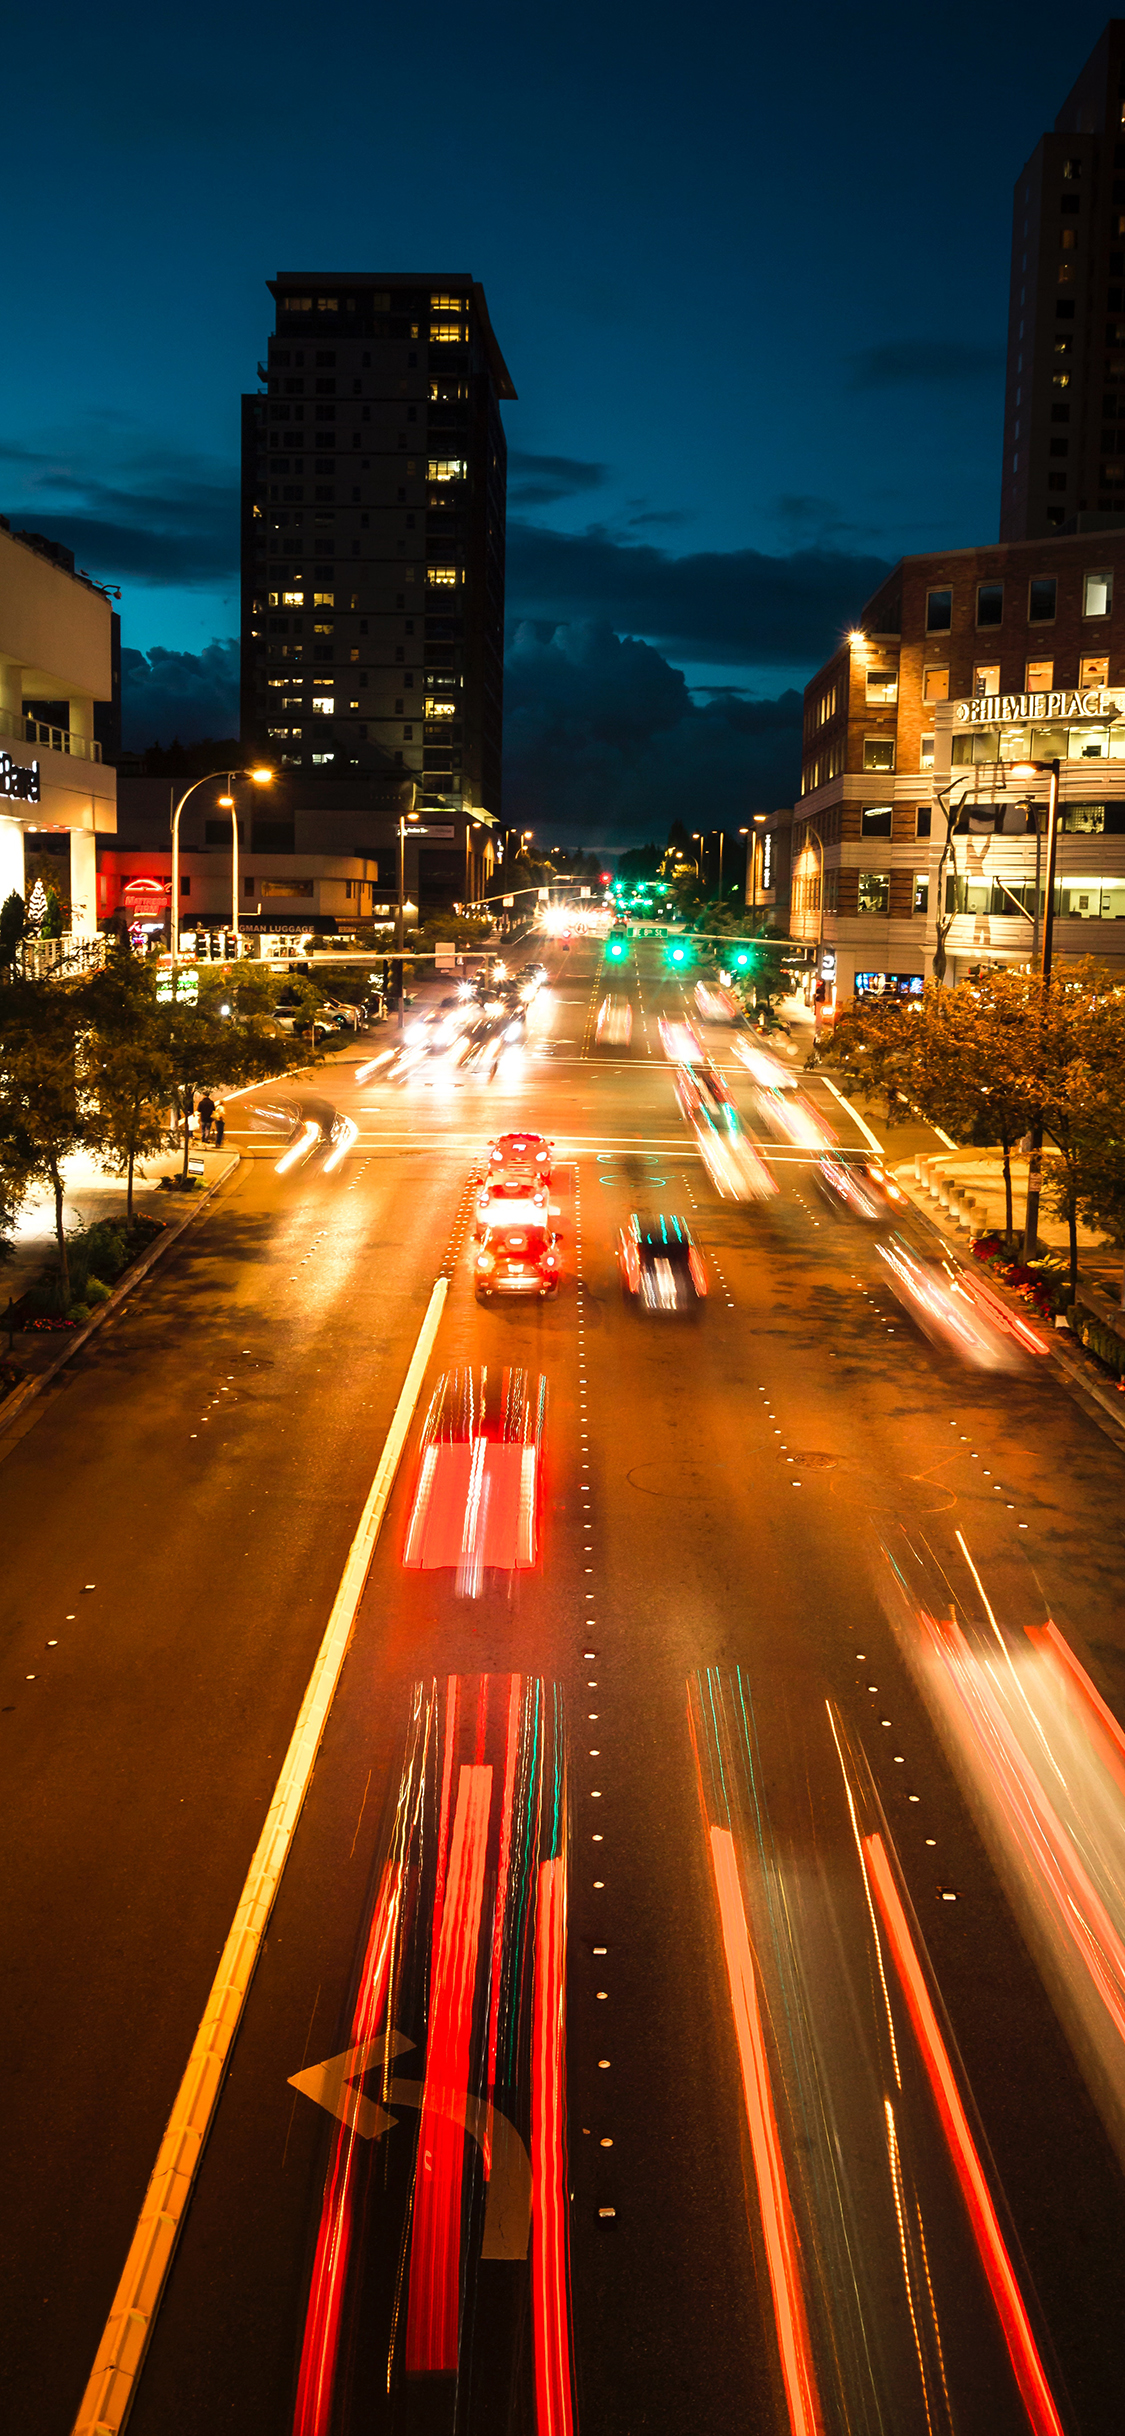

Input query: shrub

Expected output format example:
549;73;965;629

66;1300;92;1324
85;1276;112;1306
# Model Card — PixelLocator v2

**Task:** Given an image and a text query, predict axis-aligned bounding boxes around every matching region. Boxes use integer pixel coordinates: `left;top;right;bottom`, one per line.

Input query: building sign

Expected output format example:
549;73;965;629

855;970;924;999
820;948;836;979
0;752;40;803
955;690;1113;726
123;877;171;917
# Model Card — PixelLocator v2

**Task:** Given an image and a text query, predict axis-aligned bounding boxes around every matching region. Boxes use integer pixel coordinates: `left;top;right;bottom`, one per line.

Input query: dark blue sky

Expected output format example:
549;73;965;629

3;0;1113;841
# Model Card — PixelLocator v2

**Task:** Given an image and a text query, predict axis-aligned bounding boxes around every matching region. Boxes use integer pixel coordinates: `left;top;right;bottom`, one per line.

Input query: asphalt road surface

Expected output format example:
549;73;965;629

5;935;1125;2436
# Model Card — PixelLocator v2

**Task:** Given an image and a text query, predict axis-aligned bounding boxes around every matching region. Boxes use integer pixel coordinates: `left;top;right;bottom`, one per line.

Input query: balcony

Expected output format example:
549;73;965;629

14;933;107;983
0;706;102;763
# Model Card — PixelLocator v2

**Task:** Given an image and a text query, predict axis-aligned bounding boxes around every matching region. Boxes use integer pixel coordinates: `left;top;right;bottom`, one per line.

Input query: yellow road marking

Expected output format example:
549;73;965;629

73;1276;449;2436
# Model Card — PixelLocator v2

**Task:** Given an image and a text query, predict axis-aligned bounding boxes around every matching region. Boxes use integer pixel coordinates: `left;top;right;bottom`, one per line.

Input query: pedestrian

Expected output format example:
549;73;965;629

213;1104;226;1150
198;1091;215;1142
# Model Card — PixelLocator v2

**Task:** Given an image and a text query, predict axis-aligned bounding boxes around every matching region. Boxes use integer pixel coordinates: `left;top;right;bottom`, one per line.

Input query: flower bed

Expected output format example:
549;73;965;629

13;1215;167;1331
969;1233;1063;1322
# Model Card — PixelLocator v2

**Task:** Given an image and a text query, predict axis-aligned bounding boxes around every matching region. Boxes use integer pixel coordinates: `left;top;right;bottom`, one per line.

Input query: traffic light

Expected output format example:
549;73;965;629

732;946;753;970
607;937;627;962
667;940;690;967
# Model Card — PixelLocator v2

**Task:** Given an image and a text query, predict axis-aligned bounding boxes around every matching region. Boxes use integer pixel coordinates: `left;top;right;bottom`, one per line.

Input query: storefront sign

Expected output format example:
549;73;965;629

855;970;924;999
820;948;836;978
955;689;1112;726
0;752;40;803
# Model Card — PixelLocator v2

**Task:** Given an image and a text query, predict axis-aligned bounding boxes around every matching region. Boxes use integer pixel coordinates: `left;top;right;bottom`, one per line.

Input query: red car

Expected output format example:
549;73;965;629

476;1223;560;1300
487;1131;554;1187
403;1366;547;1586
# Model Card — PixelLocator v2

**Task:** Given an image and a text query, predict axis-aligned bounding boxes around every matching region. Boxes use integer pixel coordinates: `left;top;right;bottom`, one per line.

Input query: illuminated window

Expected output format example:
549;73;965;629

430;293;465;312
313;620;334;635
974;664;1000;696
865;667;898;704
268;676;288;689
313;591;335;608
282;590;304;606
1080;655;1109;686
1026;659;1053;691
427;565;459;586
1084;570;1113;617
1060;227;1077;252
920;734;935;770
311;694;335;715
425;699;457;718
1058;263;1074;283
861;805;892;838
316;296;339;312
430;321;465;343
311;751;335;764
427;459;466;481
1053;372;1070;388
913;874;930;914
282;296;313;312
863;736;895;771
922;666;949;703
858;870;891;914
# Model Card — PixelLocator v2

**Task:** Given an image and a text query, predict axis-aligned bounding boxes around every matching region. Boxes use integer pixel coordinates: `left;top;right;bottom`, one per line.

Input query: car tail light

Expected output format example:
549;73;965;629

688;1248;708;1295
477;1251;495;1273
542;1254;558;1270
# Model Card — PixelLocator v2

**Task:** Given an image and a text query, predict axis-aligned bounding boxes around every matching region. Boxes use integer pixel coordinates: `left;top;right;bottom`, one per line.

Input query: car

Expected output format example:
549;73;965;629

750;1084;837;1150
817;1154;908;1222
694;982;738;1022
403;1365;547;1588
475;1222;560;1300
673;1060;734;1126
617;1213;708;1311
876;1236;1047;1372
658;1014;703;1065
595;995;633;1046
487;1132;554;1186
475;1176;550;1231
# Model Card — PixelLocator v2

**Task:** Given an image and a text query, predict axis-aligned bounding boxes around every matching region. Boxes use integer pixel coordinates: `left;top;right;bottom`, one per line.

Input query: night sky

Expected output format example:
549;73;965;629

3;1;1112;845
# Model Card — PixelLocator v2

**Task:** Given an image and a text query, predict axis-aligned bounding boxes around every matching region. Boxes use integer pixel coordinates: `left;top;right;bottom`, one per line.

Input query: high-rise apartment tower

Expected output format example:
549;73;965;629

1001;20;1125;541
241;274;515;841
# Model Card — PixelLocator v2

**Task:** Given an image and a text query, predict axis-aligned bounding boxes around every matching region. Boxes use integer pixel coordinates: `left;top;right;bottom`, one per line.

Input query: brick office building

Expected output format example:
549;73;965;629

790;526;1125;1014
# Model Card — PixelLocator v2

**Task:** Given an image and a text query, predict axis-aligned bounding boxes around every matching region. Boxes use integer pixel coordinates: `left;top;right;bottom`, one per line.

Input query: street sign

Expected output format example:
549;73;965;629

156;967;199;1004
502;894;514;907
435;942;456;968
411;824;455;839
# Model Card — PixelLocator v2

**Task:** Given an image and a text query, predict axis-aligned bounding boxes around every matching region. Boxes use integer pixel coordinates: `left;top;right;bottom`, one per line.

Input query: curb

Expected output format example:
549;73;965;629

893;1169;1125;1452
0;1154;242;1443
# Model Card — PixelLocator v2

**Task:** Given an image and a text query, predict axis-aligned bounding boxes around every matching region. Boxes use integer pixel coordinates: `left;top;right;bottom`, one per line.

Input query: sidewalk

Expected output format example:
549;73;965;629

2;1147;238;1379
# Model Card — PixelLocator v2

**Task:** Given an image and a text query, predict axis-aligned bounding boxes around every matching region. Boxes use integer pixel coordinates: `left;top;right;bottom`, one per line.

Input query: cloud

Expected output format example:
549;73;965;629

1;432;239;586
849;340;1006;389
627;508;694;529
506;521;890;668
502;621;802;846
121;640;240;748
507;450;609;508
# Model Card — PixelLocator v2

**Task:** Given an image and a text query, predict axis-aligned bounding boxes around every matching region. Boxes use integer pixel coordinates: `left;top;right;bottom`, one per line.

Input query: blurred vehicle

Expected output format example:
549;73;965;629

658;1014;703;1064
673;1060;734;1126
476;1177;550;1231
617;1213;708;1311
403;1366;546;1588
488;1132;554;1186
694;982;737;1022
751;1084;836;1150
877;1236;1047;1371
732;1033;797;1089
475;1222;560;1300
595;995;633;1046
817;1154;907;1222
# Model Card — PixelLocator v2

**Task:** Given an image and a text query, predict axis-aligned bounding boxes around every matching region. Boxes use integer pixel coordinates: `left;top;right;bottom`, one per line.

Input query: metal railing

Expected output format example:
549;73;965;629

15;932;107;982
0;706;102;763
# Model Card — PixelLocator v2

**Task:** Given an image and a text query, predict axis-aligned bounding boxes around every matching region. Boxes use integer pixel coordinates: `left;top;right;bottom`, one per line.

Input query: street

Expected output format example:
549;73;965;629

4;934;1125;2436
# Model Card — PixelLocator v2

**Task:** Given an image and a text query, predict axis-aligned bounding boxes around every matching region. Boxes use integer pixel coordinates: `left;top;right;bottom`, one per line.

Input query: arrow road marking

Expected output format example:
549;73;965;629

289;2041;532;2260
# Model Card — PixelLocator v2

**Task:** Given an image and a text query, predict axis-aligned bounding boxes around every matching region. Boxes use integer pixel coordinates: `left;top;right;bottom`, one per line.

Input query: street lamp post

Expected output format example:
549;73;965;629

1008;757;1061;1259
396;808;420;1029
170;765;272;985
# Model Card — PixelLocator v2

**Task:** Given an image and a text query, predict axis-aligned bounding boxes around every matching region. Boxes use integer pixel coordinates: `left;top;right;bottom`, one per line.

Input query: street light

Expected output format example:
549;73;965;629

170;765;272;981
1007;757;1061;1257
747;814;766;915
691;831;703;881
396;807;420;1029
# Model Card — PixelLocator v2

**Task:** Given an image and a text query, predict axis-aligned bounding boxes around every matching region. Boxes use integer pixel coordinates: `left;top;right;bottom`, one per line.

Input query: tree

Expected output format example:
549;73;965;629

84;946;173;1220
0;979;87;1303
157;976;291;1179
1035;964;1125;1302
615;841;662;882
0;892;25;971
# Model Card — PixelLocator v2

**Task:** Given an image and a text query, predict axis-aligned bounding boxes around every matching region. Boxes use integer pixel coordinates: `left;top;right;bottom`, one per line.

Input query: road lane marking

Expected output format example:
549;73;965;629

818;1075;883;1154
73;1273;450;2436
